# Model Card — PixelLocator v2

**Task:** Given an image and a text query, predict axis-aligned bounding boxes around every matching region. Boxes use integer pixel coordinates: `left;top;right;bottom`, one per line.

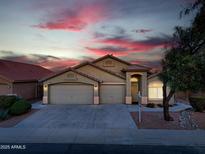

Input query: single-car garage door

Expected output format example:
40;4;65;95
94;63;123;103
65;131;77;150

49;84;93;104
100;84;125;104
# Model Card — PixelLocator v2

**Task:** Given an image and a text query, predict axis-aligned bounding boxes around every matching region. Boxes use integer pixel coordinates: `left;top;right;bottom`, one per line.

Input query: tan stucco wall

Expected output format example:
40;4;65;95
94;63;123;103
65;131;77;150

93;57;128;76
43;71;99;104
77;65;125;83
13;82;38;100
148;76;175;104
0;77;12;95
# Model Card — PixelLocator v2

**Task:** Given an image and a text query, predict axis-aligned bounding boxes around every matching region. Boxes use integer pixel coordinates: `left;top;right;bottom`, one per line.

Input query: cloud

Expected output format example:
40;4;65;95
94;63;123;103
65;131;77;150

0;50;80;71
33;4;106;31
101;25;126;35
131;59;162;69
94;35;170;53
135;29;153;34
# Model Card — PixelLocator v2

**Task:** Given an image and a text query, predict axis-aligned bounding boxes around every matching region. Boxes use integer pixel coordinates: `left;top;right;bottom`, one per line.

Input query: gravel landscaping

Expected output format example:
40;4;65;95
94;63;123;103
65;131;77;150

131;110;205;130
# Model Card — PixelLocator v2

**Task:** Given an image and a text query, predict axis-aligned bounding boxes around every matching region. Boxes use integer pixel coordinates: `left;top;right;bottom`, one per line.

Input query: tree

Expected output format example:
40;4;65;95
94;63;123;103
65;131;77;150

180;0;205;54
160;0;205;121
160;46;202;121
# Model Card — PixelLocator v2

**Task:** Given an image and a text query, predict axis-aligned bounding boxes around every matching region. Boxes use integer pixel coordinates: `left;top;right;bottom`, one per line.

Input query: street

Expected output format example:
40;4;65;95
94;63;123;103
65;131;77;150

0;144;205;154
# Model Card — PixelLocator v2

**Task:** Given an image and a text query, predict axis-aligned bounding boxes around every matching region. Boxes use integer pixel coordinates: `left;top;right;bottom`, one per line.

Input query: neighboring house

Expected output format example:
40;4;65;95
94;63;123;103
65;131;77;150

42;54;174;105
0;59;52;100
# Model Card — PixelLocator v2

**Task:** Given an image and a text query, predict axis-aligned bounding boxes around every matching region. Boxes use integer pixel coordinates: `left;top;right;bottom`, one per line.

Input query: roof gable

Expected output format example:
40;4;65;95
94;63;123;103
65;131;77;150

92;54;131;66
41;68;102;82
74;62;125;79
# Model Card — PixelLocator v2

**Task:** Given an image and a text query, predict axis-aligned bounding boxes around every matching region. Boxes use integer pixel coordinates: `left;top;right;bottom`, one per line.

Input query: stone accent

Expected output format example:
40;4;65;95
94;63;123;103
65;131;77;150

141;96;147;104
42;96;48;104
126;96;132;104
94;96;100;105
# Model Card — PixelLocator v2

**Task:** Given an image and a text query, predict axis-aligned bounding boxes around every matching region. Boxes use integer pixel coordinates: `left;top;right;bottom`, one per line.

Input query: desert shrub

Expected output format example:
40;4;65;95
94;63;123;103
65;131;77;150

0;96;19;109
189;97;205;112
146;103;156;108
157;104;163;107
157;103;175;108
9;100;31;115
0;109;9;120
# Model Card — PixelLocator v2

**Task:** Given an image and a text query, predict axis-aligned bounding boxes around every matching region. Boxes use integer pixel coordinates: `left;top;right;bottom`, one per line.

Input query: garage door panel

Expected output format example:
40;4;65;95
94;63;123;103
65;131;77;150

100;85;125;104
0;84;10;95
49;84;93;104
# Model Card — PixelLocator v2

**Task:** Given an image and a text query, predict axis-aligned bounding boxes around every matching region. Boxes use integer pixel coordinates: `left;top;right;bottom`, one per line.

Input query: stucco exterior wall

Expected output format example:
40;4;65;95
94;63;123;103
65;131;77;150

148;76;175;104
77;65;125;83
0;77;12;95
13;82;38;100
93;57;128;76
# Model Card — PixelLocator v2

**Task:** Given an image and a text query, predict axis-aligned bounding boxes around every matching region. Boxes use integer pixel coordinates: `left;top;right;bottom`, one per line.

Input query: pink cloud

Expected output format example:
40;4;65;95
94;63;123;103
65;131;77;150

33;4;105;31
97;38;165;52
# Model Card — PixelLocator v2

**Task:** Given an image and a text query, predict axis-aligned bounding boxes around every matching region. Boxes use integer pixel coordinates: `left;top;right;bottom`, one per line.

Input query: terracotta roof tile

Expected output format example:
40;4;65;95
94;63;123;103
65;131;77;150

122;64;150;72
0;60;53;82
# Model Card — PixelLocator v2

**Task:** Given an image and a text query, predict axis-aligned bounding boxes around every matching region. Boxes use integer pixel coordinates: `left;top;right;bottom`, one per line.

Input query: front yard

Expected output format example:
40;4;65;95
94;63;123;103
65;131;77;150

0;95;33;127
0;109;38;127
131;110;205;130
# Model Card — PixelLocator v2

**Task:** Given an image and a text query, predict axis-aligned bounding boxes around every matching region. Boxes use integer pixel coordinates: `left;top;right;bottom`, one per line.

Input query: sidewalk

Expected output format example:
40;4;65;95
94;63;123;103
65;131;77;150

0;128;204;146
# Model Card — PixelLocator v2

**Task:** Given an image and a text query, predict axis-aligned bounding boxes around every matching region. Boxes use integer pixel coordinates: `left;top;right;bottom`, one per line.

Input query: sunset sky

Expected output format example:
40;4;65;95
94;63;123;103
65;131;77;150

0;0;195;70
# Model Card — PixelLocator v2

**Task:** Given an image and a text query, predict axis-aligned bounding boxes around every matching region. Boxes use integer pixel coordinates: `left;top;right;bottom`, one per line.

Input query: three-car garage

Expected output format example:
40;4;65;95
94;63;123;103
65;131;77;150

42;68;126;105
48;83;125;104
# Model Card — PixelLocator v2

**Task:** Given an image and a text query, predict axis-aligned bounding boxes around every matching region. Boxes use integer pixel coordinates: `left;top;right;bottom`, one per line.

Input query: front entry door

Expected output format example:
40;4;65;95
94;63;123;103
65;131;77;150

131;82;138;103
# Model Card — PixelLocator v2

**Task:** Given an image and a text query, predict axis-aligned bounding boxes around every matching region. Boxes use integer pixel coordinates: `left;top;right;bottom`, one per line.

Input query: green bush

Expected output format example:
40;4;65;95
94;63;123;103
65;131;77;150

0;96;19;109
146;103;156;108
0;109;9;120
9;100;31;115
189;97;205;112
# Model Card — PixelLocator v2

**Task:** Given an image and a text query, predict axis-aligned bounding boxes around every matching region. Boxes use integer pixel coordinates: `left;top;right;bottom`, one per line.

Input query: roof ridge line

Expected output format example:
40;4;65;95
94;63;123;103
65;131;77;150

0;59;48;69
91;54;131;65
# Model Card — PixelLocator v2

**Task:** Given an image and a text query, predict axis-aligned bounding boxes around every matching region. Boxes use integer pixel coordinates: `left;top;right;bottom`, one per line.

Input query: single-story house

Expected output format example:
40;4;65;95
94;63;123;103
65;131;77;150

42;54;174;105
0;59;52;100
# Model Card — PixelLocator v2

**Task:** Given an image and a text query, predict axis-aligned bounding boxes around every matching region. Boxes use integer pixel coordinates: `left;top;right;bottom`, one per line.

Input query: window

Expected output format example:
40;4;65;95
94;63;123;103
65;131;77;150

148;81;163;99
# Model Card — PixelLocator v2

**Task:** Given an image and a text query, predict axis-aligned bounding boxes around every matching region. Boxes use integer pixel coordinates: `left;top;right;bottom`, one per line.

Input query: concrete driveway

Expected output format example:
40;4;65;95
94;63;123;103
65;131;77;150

15;104;137;129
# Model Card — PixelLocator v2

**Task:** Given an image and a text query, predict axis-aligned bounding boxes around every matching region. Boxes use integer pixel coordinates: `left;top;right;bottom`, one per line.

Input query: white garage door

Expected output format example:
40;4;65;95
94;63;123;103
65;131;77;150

100;84;125;104
49;84;93;104
0;84;10;95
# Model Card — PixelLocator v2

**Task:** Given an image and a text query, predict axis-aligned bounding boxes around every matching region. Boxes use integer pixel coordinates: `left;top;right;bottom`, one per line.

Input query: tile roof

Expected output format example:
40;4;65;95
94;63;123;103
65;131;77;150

122;64;151;72
0;59;53;82
147;72;161;79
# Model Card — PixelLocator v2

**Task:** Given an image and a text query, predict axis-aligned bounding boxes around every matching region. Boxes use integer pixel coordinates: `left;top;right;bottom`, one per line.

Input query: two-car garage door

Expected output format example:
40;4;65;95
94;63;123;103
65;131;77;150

49;84;93;104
